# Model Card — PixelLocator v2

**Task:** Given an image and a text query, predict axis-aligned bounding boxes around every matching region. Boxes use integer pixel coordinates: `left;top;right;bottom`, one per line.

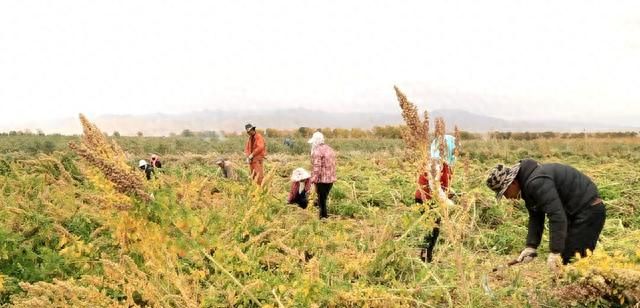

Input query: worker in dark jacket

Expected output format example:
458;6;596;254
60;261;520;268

138;159;154;180
486;159;606;272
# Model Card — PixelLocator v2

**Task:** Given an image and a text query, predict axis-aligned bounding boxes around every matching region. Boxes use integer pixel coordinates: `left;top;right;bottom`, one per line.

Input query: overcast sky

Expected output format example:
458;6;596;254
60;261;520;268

1;0;639;129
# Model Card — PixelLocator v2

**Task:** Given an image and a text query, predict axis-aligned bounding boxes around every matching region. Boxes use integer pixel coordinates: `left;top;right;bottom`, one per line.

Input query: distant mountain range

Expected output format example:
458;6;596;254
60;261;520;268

5;109;639;136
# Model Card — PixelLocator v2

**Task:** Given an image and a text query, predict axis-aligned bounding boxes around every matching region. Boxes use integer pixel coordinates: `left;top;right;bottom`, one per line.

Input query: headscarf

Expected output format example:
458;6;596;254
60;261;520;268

486;163;521;200
307;131;325;155
430;135;456;166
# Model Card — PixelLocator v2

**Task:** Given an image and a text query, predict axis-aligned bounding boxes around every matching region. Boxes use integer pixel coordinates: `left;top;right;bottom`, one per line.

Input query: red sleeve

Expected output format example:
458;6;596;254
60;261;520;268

415;173;431;201
287;182;298;203
418;173;428;186
304;179;312;193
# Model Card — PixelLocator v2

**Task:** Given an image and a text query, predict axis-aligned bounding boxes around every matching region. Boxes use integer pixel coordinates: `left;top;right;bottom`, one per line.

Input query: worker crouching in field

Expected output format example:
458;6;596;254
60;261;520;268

309;132;337;220
287;168;312;209
486;159;606;272
415;134;456;263
138;159;154;180
244;123;267;185
215;157;237;180
150;154;162;169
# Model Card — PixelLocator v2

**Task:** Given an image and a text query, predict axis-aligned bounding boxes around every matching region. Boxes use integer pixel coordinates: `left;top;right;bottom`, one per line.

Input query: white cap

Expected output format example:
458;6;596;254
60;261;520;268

138;159;148;167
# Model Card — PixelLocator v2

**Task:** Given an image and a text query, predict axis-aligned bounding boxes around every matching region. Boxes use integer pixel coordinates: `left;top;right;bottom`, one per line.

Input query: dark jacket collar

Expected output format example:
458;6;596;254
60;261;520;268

516;158;539;203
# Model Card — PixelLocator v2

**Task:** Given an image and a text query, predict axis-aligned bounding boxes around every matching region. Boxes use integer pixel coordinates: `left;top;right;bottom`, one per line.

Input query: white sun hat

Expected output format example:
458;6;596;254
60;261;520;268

290;167;311;182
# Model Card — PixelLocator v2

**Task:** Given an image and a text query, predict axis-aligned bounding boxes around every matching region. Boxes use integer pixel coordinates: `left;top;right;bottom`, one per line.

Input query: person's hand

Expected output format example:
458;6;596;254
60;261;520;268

517;247;537;263
547;253;562;272
245;157;251;164
248;153;254;160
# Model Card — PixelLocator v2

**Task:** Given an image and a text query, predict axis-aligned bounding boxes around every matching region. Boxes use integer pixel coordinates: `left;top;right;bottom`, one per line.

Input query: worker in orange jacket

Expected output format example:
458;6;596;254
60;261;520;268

244;123;267;185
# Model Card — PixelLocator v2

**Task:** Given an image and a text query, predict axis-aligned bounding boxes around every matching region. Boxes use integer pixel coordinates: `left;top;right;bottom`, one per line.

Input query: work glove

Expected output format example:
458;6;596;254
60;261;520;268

248;153;254;160
516;247;537;263
245;157;251;164
547;253;563;273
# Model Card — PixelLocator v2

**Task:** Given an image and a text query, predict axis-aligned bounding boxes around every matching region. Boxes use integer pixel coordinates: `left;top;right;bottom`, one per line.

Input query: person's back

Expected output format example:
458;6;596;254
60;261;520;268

138;159;154;180
308;132;336;219
222;161;237;180
311;144;337;184
522;160;599;215
150;154;162;169
216;158;237;180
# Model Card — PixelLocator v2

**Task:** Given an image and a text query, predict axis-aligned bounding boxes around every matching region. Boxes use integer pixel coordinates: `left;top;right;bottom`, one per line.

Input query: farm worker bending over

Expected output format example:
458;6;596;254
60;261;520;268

486;159;606;272
150;154;162;168
215;157;237;180
287;168;312;209
415;134;456;263
244;123;267;185
309;132;337;219
284;137;295;149
138;159;154;180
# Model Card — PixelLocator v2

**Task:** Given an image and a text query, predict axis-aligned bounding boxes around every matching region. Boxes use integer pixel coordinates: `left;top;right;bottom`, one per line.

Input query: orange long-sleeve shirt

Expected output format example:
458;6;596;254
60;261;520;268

244;132;267;160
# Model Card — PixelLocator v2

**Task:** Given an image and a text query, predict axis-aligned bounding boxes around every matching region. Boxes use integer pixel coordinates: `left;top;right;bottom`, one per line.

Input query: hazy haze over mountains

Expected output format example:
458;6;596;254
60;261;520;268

5;109;636;136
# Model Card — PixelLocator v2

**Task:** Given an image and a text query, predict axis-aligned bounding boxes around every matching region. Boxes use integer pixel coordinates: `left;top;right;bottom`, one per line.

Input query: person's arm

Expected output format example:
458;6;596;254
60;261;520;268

304;179;312;194
417;173;429;200
528;178;568;254
287;182;297;203
418;173;428;186
526;207;545;248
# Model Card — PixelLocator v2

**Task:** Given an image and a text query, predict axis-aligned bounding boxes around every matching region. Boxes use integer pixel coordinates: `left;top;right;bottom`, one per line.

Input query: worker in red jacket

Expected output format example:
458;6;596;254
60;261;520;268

415;135;456;263
287;168;312;209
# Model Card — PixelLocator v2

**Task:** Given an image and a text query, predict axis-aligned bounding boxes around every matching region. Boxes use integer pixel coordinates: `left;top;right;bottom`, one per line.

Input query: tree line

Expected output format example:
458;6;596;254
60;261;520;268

2;126;637;140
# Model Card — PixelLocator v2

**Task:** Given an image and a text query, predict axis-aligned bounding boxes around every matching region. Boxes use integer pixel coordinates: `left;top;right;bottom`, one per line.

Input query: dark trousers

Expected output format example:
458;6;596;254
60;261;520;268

315;183;333;219
292;192;309;209
416;198;441;263
562;202;606;264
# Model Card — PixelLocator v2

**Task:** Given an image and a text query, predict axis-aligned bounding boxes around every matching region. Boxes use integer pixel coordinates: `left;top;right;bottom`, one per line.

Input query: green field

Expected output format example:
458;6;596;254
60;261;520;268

0;132;639;307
